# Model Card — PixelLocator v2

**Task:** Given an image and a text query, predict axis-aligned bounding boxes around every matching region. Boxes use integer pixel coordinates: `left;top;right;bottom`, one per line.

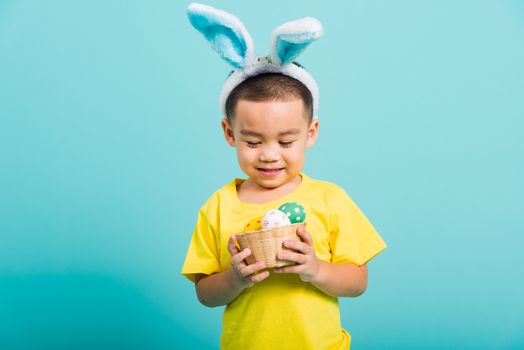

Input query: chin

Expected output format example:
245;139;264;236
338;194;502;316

256;180;283;189
251;175;285;188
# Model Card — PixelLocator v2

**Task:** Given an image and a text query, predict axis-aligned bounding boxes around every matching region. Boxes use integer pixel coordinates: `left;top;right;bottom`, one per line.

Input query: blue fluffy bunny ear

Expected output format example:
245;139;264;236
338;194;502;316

187;3;254;69
271;17;323;66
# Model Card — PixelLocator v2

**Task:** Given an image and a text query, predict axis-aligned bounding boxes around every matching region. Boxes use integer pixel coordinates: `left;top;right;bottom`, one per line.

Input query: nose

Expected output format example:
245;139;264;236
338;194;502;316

259;143;281;162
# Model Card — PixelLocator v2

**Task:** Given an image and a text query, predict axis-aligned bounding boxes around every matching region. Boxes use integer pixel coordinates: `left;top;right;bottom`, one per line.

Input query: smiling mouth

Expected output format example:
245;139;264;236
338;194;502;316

257;168;283;177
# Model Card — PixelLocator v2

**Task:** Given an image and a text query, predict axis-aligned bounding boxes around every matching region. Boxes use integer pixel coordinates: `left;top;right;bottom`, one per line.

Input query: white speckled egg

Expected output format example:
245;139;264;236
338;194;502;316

262;209;291;230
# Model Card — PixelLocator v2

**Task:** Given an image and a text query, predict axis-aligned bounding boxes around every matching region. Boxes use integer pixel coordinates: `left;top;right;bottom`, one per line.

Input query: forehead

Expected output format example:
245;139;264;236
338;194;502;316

232;99;309;134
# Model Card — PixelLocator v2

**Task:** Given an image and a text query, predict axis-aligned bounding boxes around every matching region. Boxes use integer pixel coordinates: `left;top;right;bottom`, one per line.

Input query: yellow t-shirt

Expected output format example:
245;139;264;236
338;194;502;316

181;174;387;350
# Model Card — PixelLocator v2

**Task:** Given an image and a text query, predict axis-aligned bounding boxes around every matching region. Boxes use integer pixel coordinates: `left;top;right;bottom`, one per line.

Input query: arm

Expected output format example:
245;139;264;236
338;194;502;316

309;260;367;297
194;235;269;307
274;226;368;297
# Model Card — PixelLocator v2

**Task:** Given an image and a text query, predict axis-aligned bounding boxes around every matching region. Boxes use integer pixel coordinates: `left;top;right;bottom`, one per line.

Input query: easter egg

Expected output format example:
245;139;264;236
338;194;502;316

243;216;263;232
278;202;306;223
262;209;291;230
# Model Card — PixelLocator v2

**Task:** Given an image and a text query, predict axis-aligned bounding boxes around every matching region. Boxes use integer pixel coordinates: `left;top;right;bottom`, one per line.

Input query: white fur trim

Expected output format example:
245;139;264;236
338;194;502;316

271;17;323;66
220;57;319;119
187;3;255;68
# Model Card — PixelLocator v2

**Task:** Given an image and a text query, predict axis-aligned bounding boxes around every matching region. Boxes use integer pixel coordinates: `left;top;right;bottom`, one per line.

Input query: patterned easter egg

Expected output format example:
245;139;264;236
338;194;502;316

262;209;291;230
243;216;263;232
278;202;306;223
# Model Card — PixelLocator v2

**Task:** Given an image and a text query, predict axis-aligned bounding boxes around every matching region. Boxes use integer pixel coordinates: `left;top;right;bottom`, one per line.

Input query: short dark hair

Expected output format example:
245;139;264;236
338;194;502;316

225;72;313;122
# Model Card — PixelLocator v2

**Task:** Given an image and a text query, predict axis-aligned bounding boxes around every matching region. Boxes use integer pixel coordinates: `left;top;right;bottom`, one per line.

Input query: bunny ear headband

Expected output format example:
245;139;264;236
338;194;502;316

186;3;323;118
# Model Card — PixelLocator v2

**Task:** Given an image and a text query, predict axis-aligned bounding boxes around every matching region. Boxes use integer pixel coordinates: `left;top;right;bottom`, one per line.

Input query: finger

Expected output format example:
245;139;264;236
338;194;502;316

297;226;313;246
274;264;302;274
278;251;306;264
227;235;240;256
239;261;266;277
230;248;251;266
283;239;311;255
249;270;270;283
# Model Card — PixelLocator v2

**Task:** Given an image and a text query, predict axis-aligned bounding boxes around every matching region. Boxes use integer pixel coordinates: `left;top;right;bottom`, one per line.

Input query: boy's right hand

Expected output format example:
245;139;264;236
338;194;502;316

227;234;270;289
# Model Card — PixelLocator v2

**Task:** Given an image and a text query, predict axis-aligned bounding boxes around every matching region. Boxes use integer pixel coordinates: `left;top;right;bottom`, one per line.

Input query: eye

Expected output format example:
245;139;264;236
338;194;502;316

279;141;295;148
246;141;261;148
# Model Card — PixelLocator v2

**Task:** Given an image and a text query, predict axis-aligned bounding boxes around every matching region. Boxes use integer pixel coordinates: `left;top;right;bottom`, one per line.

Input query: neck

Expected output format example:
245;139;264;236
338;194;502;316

237;174;302;204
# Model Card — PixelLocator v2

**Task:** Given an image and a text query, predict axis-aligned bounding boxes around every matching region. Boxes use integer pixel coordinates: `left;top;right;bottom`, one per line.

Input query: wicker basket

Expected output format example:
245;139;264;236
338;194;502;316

236;223;305;268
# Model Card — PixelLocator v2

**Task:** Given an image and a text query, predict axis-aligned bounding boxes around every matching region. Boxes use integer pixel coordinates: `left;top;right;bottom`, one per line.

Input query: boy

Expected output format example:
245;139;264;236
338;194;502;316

182;3;387;349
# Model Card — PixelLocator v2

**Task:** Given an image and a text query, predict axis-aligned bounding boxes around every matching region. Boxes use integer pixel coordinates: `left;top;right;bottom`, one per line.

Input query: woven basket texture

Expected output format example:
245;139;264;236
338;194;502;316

236;223;304;268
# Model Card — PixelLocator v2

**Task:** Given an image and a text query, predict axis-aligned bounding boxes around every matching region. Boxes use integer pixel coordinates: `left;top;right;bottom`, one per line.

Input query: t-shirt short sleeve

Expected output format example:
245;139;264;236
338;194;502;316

329;189;387;266
181;208;222;282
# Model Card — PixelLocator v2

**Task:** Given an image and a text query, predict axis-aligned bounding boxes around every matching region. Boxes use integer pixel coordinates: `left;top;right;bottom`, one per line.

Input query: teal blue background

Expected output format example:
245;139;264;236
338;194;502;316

1;1;523;349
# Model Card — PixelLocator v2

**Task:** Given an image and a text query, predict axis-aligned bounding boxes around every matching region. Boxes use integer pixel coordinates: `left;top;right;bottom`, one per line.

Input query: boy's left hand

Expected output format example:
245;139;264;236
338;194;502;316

273;225;320;282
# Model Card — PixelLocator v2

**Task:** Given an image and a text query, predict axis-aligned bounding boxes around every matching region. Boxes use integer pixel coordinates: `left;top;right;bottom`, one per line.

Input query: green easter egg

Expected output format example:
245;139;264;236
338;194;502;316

278;202;306;223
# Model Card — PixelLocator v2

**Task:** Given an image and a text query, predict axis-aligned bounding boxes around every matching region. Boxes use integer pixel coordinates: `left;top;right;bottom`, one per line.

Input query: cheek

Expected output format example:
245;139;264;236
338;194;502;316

236;147;258;164
283;147;306;164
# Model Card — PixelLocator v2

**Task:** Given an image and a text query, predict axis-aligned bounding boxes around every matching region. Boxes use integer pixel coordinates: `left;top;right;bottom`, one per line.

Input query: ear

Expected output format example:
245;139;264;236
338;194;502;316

187;3;255;69
221;118;236;147
306;119;319;148
270;17;323;66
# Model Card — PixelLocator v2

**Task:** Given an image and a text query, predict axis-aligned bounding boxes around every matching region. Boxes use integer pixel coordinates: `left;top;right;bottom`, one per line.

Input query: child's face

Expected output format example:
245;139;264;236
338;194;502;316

222;98;319;190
